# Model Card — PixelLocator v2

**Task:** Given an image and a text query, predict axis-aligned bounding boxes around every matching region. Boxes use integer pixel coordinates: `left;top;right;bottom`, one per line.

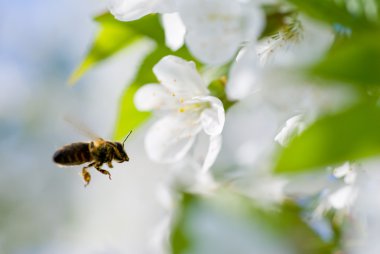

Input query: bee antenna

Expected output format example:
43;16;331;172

122;130;132;147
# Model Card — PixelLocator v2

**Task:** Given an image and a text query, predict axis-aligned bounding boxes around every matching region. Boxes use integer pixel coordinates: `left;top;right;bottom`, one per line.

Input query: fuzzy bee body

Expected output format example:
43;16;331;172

53;132;131;186
53;142;92;166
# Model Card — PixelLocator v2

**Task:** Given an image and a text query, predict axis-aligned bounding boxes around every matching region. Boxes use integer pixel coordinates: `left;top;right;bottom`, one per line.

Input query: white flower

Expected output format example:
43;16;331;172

227;16;334;100
274;114;306;146
257;16;334;67
149;164;218;254
177;0;265;65
109;0;265;65
134;55;225;170
108;0;177;21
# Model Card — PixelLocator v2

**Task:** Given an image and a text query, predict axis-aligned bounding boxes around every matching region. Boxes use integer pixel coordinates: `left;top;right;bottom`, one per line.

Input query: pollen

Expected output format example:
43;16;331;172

220;76;227;86
180;98;184;103
179;107;185;113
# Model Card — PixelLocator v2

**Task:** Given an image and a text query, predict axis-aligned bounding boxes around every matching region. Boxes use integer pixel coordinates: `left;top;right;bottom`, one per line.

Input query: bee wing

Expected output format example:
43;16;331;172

64;115;101;140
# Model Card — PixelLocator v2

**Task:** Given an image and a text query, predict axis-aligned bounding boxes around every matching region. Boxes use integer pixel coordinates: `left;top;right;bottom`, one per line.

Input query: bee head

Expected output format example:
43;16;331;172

114;142;129;162
114;130;132;162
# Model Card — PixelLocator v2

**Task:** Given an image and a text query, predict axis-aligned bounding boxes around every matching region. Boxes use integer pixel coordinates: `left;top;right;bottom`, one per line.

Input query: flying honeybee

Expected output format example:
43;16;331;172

53;118;132;186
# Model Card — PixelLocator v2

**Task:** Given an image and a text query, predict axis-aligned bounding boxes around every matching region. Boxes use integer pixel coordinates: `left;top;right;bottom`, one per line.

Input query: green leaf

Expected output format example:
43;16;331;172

69;13;164;84
113;47;168;140
113;84;151;141
94;13;165;43
171;191;335;254
311;31;380;87
285;0;380;30
275;102;380;173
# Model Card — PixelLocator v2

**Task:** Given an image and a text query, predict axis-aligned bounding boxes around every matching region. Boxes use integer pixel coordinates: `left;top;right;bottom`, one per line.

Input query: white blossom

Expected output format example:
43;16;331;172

177;0;265;65
109;0;265;65
257;16;334;67
108;0;176;21
227;16;334;100
134;55;225;171
149;158;219;254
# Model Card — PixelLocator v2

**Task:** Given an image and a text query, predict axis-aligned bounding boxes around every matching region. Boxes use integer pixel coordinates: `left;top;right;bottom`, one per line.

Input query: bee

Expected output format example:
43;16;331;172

53;129;132;186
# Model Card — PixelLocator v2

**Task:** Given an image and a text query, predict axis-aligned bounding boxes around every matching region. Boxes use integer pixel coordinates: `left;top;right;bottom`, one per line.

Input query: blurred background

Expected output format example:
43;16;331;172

4;1;380;254
0;0;169;253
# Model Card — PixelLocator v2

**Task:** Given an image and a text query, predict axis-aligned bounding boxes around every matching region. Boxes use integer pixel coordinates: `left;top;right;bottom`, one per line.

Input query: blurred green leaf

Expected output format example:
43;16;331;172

69;13;164;84
275;102;380;173
312;31;380;87
112;47;168;140
285;0;380;30
172;191;335;254
94;13;165;43
113;83;151;141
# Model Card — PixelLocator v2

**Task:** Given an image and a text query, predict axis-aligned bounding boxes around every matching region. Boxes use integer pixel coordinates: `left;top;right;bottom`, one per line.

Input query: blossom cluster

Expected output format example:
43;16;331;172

106;0;364;252
109;0;345;175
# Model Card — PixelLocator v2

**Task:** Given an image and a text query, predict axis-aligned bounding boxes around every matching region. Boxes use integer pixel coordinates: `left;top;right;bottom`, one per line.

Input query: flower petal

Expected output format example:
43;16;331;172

227;45;261;100
134;83;177;111
185;31;240;65
274;114;306;146
190;96;225;136
108;0;176;21
178;0;264;65
202;134;222;172
162;13;186;51
145;113;202;162
108;0;157;21
153;55;208;98
333;162;352;179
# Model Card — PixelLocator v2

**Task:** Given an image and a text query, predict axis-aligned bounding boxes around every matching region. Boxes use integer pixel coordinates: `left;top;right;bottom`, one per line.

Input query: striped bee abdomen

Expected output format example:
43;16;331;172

53;142;93;166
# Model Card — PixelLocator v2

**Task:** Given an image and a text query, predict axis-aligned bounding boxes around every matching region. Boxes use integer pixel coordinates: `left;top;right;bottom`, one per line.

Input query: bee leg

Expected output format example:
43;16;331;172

107;161;113;168
95;166;112;180
82;162;95;187
82;167;92;187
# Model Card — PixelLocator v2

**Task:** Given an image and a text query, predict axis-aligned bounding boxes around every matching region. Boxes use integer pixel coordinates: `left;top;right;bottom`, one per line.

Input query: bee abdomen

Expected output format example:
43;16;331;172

53;142;93;166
